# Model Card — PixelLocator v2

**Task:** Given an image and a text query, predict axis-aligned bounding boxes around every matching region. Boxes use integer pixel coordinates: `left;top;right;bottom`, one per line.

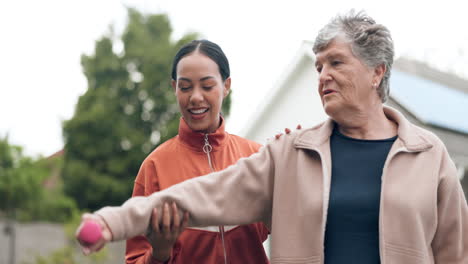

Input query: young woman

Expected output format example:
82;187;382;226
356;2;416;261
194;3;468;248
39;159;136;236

124;40;270;264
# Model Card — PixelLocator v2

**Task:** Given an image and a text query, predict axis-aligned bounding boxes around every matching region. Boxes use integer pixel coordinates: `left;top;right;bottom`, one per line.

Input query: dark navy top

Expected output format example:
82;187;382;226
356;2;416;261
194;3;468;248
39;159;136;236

324;127;397;264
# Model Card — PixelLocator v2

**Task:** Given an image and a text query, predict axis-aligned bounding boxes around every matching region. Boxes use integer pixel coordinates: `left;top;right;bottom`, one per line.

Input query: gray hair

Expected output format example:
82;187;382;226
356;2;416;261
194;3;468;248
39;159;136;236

313;10;394;102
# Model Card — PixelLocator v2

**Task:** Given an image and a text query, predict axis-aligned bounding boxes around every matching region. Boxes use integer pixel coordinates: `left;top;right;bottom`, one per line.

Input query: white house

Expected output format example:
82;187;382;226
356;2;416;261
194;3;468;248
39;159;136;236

240;41;327;142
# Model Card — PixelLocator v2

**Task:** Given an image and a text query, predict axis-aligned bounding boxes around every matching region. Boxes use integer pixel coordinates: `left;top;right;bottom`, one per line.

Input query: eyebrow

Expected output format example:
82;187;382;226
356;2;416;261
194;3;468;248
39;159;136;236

178;77;192;83
178;76;216;82
200;76;215;81
315;52;346;67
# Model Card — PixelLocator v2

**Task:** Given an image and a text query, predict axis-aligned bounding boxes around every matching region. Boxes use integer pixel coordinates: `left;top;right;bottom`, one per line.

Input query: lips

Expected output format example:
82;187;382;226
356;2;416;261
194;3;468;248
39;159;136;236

323;89;336;95
188;108;209;120
189;108;209;114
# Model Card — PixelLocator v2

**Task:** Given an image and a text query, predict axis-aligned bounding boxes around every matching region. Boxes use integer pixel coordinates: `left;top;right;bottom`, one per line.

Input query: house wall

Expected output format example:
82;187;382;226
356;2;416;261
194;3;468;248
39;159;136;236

242;55;327;144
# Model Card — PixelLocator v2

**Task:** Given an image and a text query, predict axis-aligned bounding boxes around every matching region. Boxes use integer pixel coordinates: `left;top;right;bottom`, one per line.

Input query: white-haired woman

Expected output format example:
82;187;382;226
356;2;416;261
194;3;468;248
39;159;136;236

77;11;468;264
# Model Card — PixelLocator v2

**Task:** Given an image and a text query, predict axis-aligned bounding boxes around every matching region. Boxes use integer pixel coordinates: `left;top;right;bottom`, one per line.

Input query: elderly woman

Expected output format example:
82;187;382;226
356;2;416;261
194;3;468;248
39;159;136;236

77;11;468;264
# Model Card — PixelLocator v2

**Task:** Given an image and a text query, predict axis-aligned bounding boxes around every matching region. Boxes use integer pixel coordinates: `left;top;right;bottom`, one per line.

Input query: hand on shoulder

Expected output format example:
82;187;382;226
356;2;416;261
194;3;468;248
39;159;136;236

273;124;302;140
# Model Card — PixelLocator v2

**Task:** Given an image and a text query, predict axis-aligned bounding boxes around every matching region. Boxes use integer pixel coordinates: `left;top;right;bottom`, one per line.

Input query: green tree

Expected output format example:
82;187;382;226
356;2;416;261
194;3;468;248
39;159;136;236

0;137;54;219
0;138;76;223
62;9;230;211
0;137;42;213
0;136;47;264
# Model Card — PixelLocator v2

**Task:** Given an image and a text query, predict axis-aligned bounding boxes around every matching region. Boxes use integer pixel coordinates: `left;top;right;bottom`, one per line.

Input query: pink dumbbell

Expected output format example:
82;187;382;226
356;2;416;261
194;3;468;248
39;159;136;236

78;220;103;245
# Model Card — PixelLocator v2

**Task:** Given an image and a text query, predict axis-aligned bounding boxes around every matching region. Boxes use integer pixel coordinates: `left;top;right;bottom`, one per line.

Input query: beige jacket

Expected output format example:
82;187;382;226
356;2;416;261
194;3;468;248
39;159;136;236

97;107;468;264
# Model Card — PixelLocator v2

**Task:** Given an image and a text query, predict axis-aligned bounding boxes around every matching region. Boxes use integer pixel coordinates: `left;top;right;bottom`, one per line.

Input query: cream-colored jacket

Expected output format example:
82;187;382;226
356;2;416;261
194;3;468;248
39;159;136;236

96;107;468;264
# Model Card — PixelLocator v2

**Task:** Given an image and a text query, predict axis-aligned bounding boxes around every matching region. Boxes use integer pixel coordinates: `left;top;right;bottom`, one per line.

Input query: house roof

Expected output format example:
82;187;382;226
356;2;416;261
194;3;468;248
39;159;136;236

393;58;468;94
391;58;468;134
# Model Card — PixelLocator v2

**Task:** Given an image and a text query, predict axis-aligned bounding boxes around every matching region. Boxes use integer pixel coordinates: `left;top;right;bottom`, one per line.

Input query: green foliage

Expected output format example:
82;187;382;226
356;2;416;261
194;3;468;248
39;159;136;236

63;8;231;211
0;136;45;214
0;136;78;222
19;190;78;223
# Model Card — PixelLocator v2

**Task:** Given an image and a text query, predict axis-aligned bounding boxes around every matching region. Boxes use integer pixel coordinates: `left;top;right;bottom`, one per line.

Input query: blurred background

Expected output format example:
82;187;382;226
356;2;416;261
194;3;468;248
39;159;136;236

1;0;467;263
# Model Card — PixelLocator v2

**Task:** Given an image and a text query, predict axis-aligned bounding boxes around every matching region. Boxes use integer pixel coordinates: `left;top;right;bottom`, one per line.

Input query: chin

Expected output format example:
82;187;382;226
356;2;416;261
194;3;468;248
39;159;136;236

323;103;341;119
187;122;207;132
189;119;213;132
323;103;335;115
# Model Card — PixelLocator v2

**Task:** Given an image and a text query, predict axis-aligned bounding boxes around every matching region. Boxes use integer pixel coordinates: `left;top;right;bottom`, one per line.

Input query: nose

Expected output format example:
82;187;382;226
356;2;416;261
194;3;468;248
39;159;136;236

318;66;332;85
190;86;204;104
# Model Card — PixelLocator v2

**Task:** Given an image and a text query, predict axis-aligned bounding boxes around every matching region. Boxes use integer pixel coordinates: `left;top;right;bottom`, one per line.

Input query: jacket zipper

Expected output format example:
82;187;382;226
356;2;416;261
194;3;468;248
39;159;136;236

203;134;228;264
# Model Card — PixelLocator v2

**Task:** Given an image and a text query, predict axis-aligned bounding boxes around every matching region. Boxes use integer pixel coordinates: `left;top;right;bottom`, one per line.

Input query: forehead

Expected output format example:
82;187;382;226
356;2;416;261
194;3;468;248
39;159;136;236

315;39;354;62
176;52;220;78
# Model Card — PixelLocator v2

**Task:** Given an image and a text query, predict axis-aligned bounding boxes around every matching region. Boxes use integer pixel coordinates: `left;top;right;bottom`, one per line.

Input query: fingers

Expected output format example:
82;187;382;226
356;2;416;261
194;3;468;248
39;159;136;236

153;202;185;237
274;124;302;140
85;239;106;255
152;208;160;233
172;202;180;231
162;203;171;235
80;213;95;224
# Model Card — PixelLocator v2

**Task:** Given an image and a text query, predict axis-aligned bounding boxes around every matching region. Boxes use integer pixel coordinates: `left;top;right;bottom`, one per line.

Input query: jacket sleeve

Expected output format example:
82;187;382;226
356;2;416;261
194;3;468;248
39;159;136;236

95;142;277;242
431;146;468;263
125;161;176;264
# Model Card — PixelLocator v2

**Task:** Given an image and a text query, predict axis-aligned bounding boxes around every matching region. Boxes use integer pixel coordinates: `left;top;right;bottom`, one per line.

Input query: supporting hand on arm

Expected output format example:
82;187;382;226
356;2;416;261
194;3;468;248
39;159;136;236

148;202;189;262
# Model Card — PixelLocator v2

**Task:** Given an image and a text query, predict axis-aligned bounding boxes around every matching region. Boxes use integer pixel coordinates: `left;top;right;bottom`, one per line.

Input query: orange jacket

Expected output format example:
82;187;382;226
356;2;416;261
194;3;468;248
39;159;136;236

125;117;270;264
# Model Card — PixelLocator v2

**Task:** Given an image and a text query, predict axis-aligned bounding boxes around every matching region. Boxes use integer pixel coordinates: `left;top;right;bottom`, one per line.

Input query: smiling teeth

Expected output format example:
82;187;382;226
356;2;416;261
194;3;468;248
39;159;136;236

190;108;208;114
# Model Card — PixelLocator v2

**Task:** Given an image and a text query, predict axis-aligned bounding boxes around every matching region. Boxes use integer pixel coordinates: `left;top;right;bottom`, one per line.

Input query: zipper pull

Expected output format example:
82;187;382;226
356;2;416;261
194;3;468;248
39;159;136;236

203;134;213;154
203;134;227;264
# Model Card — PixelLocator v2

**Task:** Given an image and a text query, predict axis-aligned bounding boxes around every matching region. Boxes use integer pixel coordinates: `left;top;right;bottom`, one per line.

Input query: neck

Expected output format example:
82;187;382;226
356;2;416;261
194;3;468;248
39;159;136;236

334;103;397;140
178;116;227;149
203;115;222;134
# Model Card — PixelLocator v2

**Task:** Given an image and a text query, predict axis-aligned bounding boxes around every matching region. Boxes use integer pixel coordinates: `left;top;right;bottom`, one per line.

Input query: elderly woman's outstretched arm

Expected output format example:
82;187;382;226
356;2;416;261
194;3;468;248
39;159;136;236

85;141;278;246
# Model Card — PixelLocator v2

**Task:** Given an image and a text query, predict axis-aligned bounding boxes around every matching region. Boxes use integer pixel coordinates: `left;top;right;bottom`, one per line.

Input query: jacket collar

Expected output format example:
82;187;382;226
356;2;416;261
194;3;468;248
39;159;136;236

178;116;228;152
294;106;433;152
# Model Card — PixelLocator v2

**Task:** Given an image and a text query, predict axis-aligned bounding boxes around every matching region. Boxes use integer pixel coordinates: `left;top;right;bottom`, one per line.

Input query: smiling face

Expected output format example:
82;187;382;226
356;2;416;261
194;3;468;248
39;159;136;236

172;52;230;133
315;38;383;118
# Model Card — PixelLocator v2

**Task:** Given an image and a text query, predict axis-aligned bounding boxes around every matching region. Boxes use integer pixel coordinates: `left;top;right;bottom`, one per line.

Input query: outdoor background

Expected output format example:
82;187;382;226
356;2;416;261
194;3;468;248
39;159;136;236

1;0;467;263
